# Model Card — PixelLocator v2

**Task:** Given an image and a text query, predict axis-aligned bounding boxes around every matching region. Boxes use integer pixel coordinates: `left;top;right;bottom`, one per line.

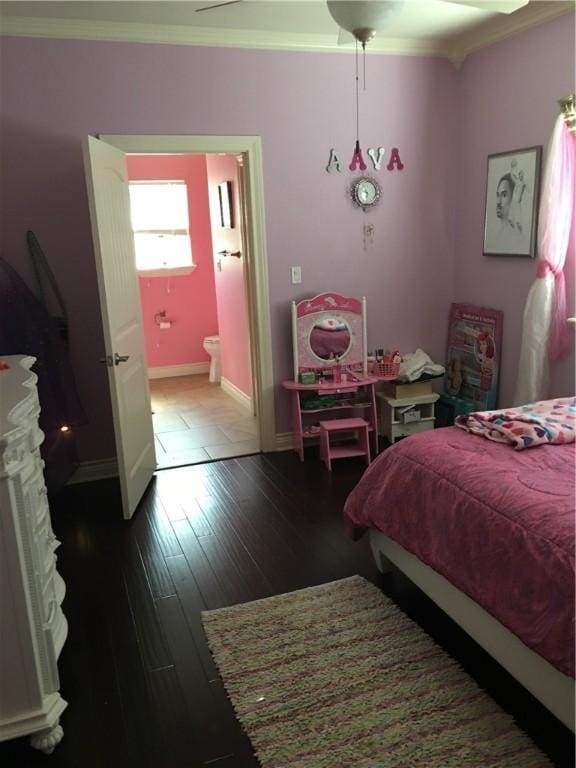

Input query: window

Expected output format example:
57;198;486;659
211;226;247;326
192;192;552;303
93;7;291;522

129;181;195;276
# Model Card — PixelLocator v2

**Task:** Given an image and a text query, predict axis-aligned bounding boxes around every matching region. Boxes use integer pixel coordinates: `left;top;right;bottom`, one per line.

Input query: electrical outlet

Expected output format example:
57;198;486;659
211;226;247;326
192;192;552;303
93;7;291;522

290;266;302;285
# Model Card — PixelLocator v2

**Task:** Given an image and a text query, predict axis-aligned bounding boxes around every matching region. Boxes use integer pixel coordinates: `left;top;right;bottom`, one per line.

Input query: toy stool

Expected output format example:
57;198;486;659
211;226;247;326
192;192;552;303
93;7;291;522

319;417;371;471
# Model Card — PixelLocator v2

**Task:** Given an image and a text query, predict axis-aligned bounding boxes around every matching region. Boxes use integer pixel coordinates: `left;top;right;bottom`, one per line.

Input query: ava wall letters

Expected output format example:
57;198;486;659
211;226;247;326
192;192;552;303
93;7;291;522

326;147;404;173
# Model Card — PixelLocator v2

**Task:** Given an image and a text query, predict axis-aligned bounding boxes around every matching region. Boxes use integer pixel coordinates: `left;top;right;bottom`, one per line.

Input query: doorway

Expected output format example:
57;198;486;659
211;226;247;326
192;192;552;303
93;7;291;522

128;151;260;468
87;135;275;513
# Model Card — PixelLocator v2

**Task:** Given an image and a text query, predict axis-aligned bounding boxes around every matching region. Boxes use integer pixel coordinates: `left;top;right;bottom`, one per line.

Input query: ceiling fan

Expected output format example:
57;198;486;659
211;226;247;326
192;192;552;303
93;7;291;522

195;0;531;39
195;0;242;12
327;0;530;47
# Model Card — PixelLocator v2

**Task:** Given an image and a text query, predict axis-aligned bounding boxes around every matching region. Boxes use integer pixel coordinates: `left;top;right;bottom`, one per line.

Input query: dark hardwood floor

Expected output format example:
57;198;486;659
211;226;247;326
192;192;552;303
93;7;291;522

1;450;573;767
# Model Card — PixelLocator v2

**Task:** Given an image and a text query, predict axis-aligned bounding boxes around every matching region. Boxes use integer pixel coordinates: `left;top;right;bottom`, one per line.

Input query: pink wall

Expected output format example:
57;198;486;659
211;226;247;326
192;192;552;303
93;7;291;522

206;155;252;398
456;14;575;406
0;38;458;460
127;154;218;369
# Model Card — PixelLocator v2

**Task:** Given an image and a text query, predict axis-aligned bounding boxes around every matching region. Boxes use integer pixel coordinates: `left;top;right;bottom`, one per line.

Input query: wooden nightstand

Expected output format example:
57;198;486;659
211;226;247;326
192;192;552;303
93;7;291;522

377;392;439;444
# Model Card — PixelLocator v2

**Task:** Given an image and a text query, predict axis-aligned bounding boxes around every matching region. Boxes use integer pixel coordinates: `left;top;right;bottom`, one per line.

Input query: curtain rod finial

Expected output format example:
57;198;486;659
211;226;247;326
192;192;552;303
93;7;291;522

559;93;576;134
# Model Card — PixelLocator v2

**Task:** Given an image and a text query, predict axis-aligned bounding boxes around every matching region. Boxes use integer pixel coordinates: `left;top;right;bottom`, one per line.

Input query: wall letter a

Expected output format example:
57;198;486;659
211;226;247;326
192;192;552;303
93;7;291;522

349;141;367;171
326;149;342;173
387;147;404;171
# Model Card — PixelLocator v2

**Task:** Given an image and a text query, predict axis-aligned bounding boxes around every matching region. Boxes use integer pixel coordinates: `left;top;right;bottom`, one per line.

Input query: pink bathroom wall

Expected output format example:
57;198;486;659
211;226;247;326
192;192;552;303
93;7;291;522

0;36;469;461
456;13;575;406
205;155;252;398
126;154;218;369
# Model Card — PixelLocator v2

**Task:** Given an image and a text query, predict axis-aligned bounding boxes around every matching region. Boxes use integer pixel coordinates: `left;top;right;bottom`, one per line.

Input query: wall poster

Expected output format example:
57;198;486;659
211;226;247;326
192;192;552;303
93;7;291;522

444;303;503;411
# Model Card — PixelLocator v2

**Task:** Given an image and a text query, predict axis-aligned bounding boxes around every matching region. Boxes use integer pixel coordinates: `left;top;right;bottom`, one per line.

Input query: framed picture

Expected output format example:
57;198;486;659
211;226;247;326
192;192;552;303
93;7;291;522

483;146;542;257
217;181;234;229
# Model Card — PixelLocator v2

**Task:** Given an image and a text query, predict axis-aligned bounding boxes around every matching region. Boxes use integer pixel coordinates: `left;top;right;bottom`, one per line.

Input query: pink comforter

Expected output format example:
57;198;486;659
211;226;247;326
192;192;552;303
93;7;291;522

344;427;575;677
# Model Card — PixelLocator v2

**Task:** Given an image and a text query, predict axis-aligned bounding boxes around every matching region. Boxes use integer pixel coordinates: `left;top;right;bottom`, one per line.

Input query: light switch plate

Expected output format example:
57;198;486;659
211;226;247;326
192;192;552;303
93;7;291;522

290;266;302;284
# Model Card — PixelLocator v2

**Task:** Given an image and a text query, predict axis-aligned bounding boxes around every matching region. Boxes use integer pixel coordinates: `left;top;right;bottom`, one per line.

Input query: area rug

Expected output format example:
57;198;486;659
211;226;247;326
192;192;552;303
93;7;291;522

202;575;551;768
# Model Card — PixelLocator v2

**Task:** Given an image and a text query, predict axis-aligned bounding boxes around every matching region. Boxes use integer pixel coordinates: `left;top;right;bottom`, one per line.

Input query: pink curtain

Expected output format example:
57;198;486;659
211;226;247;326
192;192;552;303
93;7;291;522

514;117;576;405
536;118;575;359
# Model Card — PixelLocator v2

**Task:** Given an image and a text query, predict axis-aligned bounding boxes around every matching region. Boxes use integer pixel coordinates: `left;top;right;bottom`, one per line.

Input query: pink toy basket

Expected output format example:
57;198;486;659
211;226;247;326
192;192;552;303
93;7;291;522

370;360;400;380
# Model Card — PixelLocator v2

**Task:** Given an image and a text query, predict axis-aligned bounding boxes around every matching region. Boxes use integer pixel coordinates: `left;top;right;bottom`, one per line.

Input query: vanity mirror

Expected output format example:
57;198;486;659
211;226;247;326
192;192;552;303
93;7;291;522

309;317;351;361
291;292;367;380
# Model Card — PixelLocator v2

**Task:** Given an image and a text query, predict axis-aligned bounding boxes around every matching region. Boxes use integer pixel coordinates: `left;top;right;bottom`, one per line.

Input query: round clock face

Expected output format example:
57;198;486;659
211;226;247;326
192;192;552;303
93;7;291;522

351;177;381;210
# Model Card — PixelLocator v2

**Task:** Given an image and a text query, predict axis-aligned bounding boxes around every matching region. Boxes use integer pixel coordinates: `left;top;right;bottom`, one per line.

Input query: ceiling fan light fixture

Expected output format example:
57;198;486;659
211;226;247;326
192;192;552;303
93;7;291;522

352;28;377;45
327;1;405;42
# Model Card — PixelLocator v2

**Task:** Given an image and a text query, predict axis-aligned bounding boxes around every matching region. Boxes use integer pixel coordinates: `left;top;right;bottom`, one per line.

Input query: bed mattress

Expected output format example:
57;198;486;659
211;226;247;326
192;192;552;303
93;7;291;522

344;426;575;677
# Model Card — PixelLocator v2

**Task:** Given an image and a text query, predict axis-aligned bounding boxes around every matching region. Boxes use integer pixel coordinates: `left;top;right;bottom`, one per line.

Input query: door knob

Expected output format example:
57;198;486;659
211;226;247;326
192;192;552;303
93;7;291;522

99;354;130;366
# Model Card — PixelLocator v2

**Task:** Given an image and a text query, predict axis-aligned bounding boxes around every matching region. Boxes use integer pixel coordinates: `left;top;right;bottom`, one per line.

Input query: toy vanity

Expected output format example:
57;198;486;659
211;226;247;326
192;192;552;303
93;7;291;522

282;292;378;470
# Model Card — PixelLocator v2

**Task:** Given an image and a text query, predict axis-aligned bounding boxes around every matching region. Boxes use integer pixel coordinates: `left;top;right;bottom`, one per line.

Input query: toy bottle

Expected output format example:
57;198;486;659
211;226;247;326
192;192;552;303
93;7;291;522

333;356;341;383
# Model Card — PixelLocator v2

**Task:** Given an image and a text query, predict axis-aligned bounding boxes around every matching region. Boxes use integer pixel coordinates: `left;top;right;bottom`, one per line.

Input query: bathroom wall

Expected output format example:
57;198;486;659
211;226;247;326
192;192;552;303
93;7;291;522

127;154;219;371
206;154;252;399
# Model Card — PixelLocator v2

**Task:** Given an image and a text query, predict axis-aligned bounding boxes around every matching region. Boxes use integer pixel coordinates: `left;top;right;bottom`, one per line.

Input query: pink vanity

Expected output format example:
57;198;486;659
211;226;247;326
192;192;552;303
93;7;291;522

282;293;378;469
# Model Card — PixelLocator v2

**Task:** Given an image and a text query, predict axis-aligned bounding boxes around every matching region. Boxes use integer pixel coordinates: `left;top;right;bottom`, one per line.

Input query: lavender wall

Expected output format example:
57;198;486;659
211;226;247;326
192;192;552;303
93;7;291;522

0;37;457;460
456;13;575;407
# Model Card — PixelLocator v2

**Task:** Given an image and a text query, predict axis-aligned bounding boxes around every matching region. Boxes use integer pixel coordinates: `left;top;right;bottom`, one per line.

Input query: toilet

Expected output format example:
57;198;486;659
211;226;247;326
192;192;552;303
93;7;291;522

203;336;221;383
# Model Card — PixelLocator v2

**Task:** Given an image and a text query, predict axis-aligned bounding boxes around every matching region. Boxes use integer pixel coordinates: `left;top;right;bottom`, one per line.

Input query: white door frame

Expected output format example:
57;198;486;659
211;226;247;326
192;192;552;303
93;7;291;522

100;134;275;454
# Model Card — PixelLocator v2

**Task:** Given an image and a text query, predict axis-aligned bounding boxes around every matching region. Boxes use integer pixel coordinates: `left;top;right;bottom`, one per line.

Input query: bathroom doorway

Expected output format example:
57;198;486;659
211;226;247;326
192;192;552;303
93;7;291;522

84;134;274;517
128;151;260;469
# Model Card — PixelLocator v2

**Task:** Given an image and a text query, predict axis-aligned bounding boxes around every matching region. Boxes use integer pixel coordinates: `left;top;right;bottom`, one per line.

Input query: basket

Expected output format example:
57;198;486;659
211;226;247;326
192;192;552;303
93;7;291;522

370;360;400;380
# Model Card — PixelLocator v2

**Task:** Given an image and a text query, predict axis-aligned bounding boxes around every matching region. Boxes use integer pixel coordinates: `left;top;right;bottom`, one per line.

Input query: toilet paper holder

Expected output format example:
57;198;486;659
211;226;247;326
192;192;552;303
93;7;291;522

154;310;173;329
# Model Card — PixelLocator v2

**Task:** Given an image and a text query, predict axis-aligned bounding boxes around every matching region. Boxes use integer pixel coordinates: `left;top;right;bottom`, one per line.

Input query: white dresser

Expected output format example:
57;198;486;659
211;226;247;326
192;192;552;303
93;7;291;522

0;355;68;754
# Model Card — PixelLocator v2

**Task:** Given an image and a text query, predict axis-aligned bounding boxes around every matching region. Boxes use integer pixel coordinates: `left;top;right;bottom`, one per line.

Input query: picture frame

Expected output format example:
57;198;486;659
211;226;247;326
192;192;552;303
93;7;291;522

217;180;234;229
483;146;542;258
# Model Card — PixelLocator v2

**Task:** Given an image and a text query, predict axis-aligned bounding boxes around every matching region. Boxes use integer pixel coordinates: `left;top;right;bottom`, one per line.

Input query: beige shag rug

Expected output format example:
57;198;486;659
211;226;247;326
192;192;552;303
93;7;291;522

202;575;551;768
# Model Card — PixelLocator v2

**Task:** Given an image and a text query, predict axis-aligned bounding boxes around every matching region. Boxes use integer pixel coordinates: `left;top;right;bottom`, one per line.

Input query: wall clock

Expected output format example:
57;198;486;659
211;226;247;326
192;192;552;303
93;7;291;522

350;176;381;211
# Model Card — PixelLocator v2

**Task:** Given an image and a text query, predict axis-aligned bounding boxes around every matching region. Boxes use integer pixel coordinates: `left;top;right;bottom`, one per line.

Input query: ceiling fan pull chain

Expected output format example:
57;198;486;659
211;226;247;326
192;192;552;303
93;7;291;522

355;40;360;142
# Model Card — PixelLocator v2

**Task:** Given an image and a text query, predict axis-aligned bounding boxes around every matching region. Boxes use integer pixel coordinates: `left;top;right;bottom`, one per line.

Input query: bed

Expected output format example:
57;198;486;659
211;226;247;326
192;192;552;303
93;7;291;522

344;421;575;731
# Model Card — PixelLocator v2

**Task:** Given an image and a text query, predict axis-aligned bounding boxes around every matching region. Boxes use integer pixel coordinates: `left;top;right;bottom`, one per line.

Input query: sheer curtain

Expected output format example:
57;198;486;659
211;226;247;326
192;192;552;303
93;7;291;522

514;116;576;405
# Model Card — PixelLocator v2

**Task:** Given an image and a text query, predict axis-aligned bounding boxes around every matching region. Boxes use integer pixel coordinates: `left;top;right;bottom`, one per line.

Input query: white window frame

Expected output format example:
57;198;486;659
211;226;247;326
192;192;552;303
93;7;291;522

129;180;196;277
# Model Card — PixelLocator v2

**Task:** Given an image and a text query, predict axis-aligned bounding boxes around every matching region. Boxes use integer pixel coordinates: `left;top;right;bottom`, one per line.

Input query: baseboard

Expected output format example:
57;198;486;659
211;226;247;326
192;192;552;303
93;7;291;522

148;362;209;379
274;432;293;451
67;458;119;484
221;376;253;412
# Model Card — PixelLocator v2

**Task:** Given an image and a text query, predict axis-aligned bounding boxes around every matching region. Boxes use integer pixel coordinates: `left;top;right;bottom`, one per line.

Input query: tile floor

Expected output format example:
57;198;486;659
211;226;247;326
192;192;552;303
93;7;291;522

150;374;259;469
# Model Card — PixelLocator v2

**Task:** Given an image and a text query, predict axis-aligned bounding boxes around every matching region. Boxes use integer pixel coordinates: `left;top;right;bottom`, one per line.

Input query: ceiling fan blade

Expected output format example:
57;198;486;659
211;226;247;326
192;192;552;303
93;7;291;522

195;0;242;12
440;0;529;13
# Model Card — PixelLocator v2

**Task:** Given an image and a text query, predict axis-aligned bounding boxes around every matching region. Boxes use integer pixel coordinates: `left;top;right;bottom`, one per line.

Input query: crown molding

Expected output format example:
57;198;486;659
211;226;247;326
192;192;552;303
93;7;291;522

450;1;573;63
0;3;573;63
0;16;448;57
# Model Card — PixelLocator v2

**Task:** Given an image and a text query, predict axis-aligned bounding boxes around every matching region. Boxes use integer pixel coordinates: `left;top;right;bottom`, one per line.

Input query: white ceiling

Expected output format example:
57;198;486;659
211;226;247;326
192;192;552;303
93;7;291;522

0;1;573;62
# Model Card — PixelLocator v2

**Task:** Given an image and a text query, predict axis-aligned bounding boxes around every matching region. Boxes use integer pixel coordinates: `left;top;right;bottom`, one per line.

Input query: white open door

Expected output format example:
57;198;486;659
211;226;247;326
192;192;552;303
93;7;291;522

82;135;156;519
